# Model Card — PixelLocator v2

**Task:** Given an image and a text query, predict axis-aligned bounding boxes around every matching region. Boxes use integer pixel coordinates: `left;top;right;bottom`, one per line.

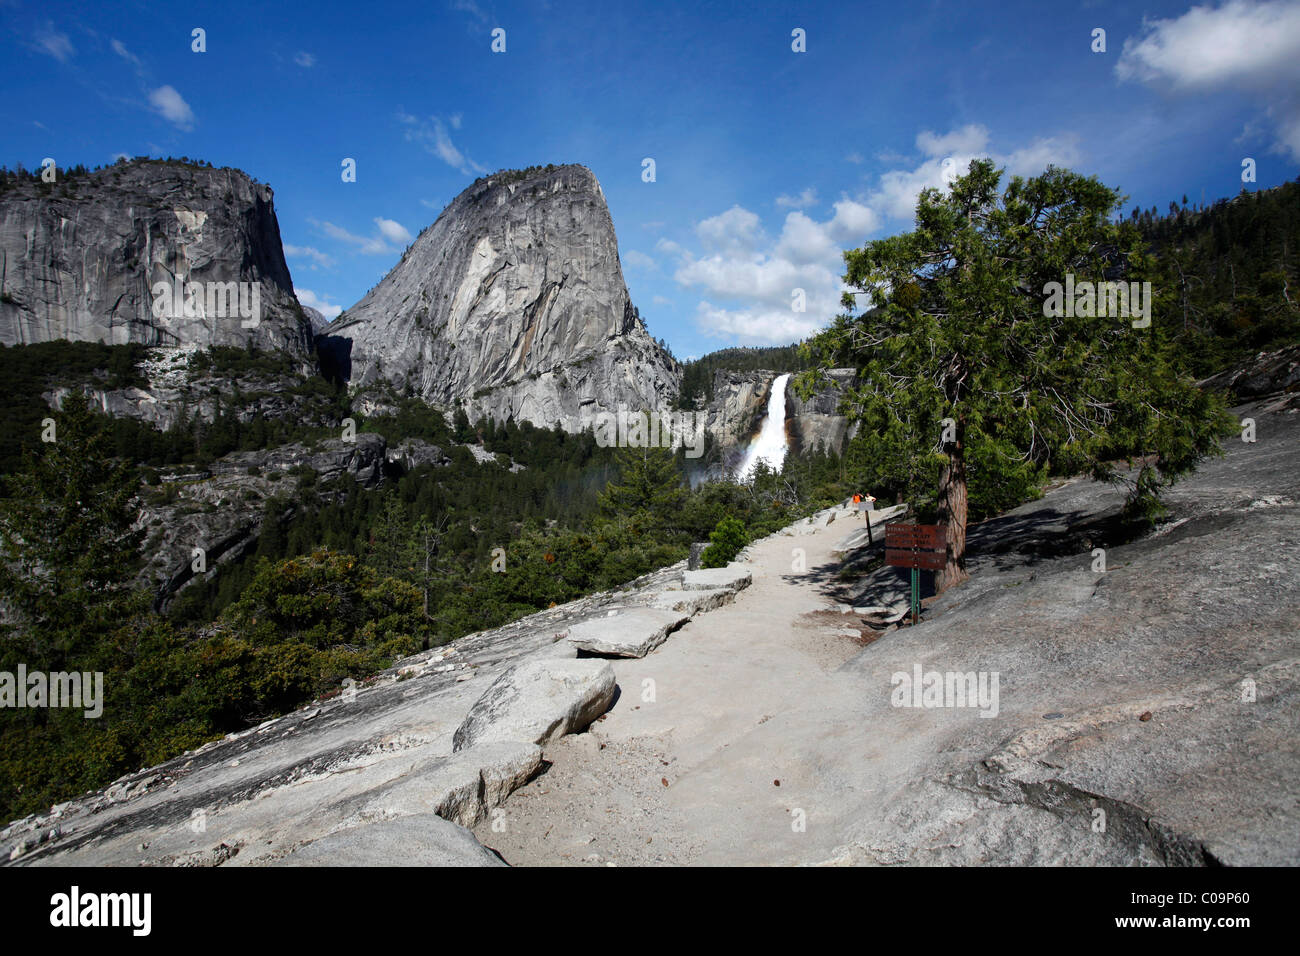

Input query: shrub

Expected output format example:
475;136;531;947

701;516;746;568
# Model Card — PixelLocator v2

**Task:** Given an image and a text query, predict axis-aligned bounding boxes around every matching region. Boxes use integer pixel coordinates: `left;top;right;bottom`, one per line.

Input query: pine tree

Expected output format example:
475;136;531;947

0;397;144;664
597;444;686;521
804;159;1233;592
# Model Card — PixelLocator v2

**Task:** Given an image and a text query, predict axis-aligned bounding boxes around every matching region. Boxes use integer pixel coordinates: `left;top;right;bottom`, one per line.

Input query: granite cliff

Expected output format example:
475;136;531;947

329;165;679;430
0;160;313;360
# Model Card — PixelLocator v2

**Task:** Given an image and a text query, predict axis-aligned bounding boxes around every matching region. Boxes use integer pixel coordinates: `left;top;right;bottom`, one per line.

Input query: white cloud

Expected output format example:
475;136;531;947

696;206;765;255
846;151;866;164
872;125;1080;221
374;218;412;244
284;244;335;268
1117;0;1300;90
622;250;657;271
1117;0;1300;160
694;301;827;346
916;124;990;157
398;112;487;175
295;288;343;321
111;39;141;69
294;51;316;67
652;295;672;306
309;218;406;255
34;22;73;62
673;202;855;345
148;85;194;130
774;211;836;265
776;187;819;209
671;126;1081;346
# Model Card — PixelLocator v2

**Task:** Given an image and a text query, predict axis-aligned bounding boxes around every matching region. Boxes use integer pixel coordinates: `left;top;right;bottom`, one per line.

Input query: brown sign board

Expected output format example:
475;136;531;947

885;523;947;570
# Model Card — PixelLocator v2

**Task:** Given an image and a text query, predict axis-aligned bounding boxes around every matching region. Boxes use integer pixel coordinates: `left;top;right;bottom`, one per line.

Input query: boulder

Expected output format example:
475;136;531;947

565;607;690;658
452;659;616;752
386;438;451;471
688;542;709;570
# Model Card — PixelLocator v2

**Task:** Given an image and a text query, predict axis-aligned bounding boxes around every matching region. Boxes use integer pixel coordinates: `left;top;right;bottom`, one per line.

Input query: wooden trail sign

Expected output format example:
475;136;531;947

885;523;947;571
885;523;947;626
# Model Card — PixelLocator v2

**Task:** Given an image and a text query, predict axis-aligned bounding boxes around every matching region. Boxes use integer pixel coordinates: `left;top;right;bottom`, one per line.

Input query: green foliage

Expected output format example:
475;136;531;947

0;398;144;662
0;547;427;822
1130;177;1300;375
802;159;1235;536
0;341;149;472
598;443;687;520
701;516;746;567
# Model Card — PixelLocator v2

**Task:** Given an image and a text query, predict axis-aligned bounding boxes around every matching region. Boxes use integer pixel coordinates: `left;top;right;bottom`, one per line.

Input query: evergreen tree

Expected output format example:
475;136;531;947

597;443;686;520
0;397;144;664
803;159;1233;592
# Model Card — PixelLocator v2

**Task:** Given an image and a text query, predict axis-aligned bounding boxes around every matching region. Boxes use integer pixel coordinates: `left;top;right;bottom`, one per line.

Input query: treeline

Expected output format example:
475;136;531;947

1133;178;1300;375
0;156;227;195
676;344;813;408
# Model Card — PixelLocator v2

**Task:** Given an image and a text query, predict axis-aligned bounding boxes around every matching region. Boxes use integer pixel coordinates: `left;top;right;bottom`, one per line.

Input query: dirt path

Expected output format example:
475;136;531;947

472;516;877;865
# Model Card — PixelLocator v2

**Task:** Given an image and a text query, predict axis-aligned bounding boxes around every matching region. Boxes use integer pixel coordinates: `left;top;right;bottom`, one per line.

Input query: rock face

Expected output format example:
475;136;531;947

788;368;860;454
0;160;313;359
1198;343;1300;400
137;433;390;609
330;165;679;432
701;371;772;454
696;369;858;475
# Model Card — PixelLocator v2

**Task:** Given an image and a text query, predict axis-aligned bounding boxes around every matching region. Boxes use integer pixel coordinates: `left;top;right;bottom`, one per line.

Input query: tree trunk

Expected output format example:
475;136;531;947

935;419;970;593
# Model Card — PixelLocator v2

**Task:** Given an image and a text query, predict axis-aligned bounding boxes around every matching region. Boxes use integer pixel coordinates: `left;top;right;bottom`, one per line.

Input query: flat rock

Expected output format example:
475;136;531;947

681;566;752;592
565;607;689;658
363;741;542;827
452;658;616;752
643;588;735;616
270;815;504;867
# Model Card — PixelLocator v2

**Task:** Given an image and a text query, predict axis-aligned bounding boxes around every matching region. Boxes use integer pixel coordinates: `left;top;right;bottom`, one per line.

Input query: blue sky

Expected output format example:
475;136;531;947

4;0;1299;359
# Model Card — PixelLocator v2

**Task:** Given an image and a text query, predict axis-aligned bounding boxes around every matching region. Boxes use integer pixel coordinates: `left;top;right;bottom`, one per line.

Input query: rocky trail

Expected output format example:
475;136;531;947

477;390;1300;866
5;393;1297;867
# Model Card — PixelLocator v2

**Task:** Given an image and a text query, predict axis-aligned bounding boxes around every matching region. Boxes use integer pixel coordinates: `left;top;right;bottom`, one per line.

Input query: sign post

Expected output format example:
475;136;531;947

884;523;946;626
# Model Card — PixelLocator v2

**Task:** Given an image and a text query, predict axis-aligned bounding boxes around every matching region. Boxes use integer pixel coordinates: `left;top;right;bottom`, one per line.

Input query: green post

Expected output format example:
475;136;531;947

911;567;920;625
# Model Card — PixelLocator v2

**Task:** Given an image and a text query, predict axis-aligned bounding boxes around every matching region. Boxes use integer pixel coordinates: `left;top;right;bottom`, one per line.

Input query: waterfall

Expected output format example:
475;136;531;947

736;372;791;481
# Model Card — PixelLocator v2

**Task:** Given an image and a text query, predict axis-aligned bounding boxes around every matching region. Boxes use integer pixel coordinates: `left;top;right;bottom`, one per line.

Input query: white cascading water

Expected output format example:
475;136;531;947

736;373;791;481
